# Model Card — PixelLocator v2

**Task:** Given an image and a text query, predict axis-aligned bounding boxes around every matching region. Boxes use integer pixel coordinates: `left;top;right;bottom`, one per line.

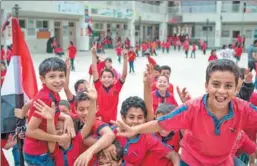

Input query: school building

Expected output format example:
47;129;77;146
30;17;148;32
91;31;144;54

1;1;257;53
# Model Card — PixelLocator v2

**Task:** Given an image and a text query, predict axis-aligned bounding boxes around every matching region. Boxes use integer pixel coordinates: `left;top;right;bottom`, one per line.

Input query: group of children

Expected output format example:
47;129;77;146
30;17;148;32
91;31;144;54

2;36;257;166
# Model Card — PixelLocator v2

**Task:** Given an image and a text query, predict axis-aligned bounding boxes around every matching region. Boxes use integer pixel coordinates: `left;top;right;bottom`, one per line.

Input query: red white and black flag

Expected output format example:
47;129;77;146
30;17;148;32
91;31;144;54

1;17;38;134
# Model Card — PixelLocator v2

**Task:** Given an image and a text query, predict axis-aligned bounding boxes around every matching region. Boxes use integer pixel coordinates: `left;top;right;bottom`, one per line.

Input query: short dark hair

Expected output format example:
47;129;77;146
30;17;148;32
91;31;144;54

153;65;161;72
120;96;147;118
222;45;226;49
100;68;114;77
161;65;171;73
1;45;3;49
206;59;240;85
98;140;123;161
0;60;6;67
59;100;70;110
254;40;257;45
70;41;73;45
39;57;67;77
104;57;112;63
156;103;176;115
74;92;89;107
74;79;86;93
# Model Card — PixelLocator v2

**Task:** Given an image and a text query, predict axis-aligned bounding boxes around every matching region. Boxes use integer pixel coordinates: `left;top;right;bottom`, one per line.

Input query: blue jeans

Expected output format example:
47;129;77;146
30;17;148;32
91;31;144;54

24;153;54;166
12;143;20;166
234;157;246;166
129;61;135;73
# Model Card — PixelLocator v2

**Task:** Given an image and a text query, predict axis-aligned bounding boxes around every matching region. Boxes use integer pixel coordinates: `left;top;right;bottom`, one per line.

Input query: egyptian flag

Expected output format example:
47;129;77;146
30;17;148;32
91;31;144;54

1;17;38;134
87;18;93;35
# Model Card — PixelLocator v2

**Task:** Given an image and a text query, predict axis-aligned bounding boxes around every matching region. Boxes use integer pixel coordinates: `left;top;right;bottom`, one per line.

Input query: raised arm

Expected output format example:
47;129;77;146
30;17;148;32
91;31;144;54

64;56;74;101
144;65;154;121
120;49;128;82
91;43;99;81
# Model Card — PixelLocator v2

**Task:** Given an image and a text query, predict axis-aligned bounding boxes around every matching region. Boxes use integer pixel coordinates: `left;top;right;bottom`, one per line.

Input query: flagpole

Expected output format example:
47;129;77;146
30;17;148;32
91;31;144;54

12;4;25;166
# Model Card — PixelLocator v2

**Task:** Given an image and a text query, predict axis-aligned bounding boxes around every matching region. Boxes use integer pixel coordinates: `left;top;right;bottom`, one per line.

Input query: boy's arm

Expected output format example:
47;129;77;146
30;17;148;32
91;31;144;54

64;57;74;101
165;151;180;166
237;82;254;101
58;112;75;138
120;50;128;82
14;100;33;119
47;118;56;153
92;44;99;82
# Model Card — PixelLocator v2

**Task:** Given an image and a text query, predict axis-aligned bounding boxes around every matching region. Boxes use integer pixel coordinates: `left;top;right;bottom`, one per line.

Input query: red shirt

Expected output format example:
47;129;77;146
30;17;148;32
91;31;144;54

1;139;8;166
147;56;157;66
68;45;77;59
6;49;13;61
94;79;123;123
136;44;140;50
155;131;182;153
158;94;257;165
234;47;243;57
54;47;63;54
142;44;147;51
202;42;207;50
184;42;189;51
161;42;166;48
23;84;61;155
51;132;83;166
116;134;171;166
116;47;122;55
128;51;136;62
208;55;218;62
1;48;5;60
192;44;196;51
88;60;105;76
152;82;174;95
165;42;170;48
152;90;178;113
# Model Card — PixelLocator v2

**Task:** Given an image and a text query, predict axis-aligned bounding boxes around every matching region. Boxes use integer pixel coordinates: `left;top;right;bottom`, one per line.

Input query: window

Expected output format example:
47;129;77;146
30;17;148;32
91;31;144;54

91;8;98;14
222;30;230;37
36;20;42;28
245;30;252;38
69;22;75;27
135;25;140;30
54;21;61;27
27;19;35;28
232;30;240;37
36;20;49;28
27;28;36;36
93;23;103;29
42;21;48;28
116;24;120;29
19;19;26;28
124;24;128;30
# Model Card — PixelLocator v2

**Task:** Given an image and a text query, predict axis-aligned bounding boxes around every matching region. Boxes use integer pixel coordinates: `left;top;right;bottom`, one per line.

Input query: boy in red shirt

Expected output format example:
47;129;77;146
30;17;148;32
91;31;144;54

208;49;218;62
166;41;170;53
112;59;257;166
23;57;75;165
161;41;166;53
91;43;128;123
183;41;189;58
6;45;13;65
68;41;77;71
135;42;140;57
54;44;64;57
202;41;207;55
88;52;105;83
116;45;122;63
141;42;147;57
234;44;243;63
1;45;5;61
128;48;136;73
190;43;196;58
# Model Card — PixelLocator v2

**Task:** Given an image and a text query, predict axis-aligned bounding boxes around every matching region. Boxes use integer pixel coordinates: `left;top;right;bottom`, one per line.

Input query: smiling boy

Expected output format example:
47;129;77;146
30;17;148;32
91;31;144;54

112;59;257;166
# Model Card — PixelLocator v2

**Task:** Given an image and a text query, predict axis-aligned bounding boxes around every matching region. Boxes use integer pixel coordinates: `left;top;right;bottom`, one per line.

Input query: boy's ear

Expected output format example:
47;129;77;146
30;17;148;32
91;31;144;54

205;82;208;92
40;76;45;84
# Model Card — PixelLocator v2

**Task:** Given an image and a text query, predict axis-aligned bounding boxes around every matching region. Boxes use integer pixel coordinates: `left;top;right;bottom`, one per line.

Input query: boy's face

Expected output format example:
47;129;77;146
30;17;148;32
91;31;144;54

76;83;86;94
156;113;170;137
205;71;236;110
40;70;66;93
122;107;146;127
105;61;112;69
153;70;160;78
0;63;5;71
100;71;114;88
56;120;64;136
98;151;121;166
59;105;70;115
156;75;168;91
161;70;170;79
75;100;90;123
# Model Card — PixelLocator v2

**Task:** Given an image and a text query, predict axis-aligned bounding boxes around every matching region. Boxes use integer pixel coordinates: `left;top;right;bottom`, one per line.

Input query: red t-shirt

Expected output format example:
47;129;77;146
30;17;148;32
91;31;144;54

152;90;178;113
142;44;147;51
51;132;83;166
94;79;123;123
116;47;122;55
136;44;140;50
54;47;63;54
192;44;196;51
6;49;13;61
202;42;207;50
155;131;181;153
158;94;257;165
234;47;243;57
165;42;170;48
183;43;189;51
1;139;8;166
128;51;136;62
1;48;5;60
152;82;174;95
88;60;105;76
116;134;171;166
161;42;166;48
208;55;218;62
68;45;77;59
23;84;61;155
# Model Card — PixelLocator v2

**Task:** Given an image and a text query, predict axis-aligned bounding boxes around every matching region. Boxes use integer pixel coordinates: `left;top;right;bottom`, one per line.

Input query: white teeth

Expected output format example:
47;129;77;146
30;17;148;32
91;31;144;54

215;96;226;102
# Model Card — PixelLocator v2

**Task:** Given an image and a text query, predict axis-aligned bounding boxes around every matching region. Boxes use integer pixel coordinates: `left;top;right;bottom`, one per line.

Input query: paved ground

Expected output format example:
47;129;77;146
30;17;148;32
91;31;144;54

3;48;249;165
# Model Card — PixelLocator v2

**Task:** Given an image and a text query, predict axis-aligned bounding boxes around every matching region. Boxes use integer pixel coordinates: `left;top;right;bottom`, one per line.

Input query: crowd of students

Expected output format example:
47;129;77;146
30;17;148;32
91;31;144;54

1;36;257;166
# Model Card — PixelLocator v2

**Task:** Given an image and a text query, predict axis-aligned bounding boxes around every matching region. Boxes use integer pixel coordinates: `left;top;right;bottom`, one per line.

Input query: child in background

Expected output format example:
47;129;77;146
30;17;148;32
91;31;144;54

183;41;189;58
234;43;243;63
116;45;122;63
59;100;71;115
68;41;77;71
166;40;170;54
202;41;207;55
1;45;5;61
144;51;157;67
135;42;140;57
176;40;181;51
128;47;136;73
6;45;13;65
54;45;64;57
0;61;7;87
190;43;196;58
161;41;166;53
141;42;147;57
208;49;218;62
112;59;257;166
104;57;120;80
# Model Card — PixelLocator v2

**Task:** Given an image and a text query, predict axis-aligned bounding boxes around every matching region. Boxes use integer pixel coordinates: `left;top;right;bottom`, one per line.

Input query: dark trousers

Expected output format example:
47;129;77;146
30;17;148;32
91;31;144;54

203;49;206;55
117;55;121;63
129;61;135;73
248;61;256;72
70;58;75;71
185;50;189;58
162;47;165;53
191;50;196;58
135;50;139;56
166;48;169;53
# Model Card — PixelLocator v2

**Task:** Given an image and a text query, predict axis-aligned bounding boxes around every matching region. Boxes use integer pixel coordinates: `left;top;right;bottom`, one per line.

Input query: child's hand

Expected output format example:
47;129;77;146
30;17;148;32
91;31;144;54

63;115;76;138
103;144;118;161
4;134;17;150
84;81;97;100
110;120;137;138
176;86;191;103
122;49;128;59
143;69;152;85
244;68;253;83
91;42;97;55
65;56;71;71
57;133;71;146
14;108;25;119
74;149;94;166
33;100;56;120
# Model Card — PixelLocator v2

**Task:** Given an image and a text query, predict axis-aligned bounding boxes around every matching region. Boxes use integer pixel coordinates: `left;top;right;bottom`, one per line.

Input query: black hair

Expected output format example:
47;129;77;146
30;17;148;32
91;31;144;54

206;59;239;85
120;96;147;118
39;57;67;77
59;100;70;110
74;79;86;92
253;39;257;45
105;57;112;63
161;65;171;73
100;68;114;77
153;65;161;72
222;44;226;49
0;60;6;68
98;140;123;161
70;41;73;45
211;49;216;55
228;44;232;49
74;92;89;107
1;45;3;49
156;103;176;115
239;68;246;80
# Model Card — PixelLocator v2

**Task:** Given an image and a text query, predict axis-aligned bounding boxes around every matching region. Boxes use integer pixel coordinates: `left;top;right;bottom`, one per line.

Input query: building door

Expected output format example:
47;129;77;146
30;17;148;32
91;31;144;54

69;22;76;45
54;21;63;47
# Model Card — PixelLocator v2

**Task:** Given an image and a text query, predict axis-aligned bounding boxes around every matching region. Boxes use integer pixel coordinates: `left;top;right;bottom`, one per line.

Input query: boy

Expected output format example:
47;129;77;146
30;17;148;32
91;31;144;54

116;45;122;63
128;47;136;73
67;41;77;71
112;59;257;166
91;43;128;123
23;57;75;165
190;43;196;58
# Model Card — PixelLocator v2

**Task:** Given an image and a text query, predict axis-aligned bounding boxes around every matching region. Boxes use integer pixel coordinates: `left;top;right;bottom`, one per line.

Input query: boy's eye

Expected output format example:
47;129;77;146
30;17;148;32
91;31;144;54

225;84;233;89
212;82;220;88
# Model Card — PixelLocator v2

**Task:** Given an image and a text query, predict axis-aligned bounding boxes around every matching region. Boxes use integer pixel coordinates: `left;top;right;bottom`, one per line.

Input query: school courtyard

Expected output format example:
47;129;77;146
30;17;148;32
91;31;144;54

3;48;249;165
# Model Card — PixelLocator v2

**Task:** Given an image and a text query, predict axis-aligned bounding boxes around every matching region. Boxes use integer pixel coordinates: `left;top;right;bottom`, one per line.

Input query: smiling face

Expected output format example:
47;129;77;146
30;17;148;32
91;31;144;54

100;71;114;88
75;100;90;123
205;71;237;111
156;75;169;91
122;107;146;127
76;83;86;94
40;70;65;93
